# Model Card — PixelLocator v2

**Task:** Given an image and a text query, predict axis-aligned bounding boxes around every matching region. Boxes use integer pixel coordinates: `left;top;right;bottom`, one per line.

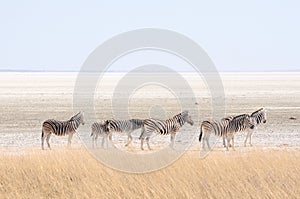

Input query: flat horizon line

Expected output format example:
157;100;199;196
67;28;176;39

0;69;299;73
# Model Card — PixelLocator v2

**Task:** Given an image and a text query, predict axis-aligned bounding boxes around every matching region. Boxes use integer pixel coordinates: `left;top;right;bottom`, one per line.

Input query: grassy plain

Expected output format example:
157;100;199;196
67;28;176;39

1;147;300;198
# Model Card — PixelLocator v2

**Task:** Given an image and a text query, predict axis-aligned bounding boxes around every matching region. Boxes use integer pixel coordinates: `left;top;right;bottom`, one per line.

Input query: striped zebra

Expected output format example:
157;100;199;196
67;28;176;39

105;119;144;147
244;108;267;146
41;112;85;150
139;111;194;150
199;117;231;150
90;121;112;148
199;114;255;151
222;108;267;147
222;115;234;147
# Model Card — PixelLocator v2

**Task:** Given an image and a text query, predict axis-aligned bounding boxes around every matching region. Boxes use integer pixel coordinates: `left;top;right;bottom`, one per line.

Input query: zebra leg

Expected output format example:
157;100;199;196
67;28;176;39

244;131;249;147
170;133;175;149
125;131;133;147
106;136;109;149
92;134;97;148
41;130;46;150
226;136;231;151
95;134;98;148
232;135;235;151
228;136;232;148
108;134;116;148
140;138;145;150
68;133;73;148
140;128;146;150
146;137;151;150
101;137;105;148
206;134;211;150
46;134;51;150
92;136;95;148
222;136;226;148
249;131;253;146
201;133;206;150
202;137;205;150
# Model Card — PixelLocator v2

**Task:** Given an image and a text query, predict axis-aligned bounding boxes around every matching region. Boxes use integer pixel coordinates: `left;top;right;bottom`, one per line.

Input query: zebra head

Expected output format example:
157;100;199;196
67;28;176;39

181;111;194;126
75;111;85;125
251;108;267;124
103;120;110;132
261;108;267;123
104;120;112;132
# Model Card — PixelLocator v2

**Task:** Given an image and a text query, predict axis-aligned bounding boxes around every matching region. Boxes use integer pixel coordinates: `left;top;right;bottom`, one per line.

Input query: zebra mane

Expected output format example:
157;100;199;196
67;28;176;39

170;111;188;126
70;112;82;121
251;108;264;117
222;115;234;121
172;111;188;119
232;114;249;121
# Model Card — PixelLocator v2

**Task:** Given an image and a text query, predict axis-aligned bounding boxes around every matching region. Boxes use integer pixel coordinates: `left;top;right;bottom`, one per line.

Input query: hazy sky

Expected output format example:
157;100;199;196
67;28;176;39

0;1;299;71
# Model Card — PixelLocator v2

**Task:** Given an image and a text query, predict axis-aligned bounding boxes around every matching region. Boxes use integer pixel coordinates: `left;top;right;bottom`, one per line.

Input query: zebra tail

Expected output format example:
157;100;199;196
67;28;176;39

199;125;203;142
41;130;44;138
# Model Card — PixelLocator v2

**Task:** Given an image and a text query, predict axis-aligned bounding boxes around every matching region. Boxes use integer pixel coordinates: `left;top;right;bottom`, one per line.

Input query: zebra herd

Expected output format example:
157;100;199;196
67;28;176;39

199;108;267;151
41;108;267;151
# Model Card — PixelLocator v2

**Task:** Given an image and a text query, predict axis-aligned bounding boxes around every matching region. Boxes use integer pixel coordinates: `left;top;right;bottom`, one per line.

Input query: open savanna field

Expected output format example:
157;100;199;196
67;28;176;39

1;147;300;198
0;72;300;198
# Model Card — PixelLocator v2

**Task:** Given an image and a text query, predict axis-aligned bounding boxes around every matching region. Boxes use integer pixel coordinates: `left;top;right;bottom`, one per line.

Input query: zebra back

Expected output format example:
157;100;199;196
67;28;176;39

226;114;253;133
144;111;193;135
129;119;144;130
106;119;132;132
201;119;230;137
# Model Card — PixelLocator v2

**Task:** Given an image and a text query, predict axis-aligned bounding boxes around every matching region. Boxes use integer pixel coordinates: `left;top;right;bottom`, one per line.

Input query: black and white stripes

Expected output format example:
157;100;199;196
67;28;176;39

199;114;255;151
199;118;231;150
42;108;265;151
225;114;255;150
91;121;111;148
41;112;85;150
244;108;267;146
222;108;267;147
105;119;144;147
139;111;194;150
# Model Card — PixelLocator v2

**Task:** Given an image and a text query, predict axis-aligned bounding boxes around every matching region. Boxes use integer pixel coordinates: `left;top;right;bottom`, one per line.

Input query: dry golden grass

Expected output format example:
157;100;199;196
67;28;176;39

1;147;300;198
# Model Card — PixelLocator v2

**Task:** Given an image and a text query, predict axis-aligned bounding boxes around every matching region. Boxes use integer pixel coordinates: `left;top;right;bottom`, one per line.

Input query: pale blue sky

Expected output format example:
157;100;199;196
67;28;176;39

0;0;299;71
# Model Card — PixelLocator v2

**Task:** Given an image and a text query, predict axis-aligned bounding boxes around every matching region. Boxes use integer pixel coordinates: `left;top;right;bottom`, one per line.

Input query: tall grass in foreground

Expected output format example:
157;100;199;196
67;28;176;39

0;147;300;198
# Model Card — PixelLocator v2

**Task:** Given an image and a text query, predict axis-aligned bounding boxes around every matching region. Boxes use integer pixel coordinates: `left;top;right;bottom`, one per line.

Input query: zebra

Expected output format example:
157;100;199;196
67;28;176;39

105;119;144;147
244;108;267;146
90;121;112;148
41;112;85;150
225;114;255;150
199;114;255;151
222;108;267;147
199;117;231;150
222;115;235;147
139;111;194;150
